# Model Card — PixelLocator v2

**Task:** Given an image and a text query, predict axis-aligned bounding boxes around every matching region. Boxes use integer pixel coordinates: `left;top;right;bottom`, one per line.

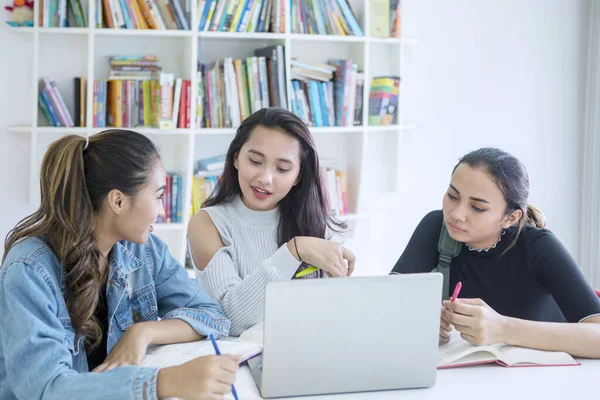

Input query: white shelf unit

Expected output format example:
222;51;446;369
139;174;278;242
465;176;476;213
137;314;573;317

5;0;412;266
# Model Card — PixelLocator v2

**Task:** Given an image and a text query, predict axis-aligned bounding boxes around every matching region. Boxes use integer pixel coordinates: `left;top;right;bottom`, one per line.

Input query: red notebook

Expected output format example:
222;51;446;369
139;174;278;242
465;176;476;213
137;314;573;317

438;330;580;368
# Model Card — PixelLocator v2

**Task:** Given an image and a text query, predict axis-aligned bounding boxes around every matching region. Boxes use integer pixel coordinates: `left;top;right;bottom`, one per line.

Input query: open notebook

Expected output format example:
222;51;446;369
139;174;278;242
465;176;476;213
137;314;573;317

141;337;262;369
438;330;579;368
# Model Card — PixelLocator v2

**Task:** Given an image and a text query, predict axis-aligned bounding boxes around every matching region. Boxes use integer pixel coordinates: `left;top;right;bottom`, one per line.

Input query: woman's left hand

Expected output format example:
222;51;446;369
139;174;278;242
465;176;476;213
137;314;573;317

93;323;151;372
442;298;509;346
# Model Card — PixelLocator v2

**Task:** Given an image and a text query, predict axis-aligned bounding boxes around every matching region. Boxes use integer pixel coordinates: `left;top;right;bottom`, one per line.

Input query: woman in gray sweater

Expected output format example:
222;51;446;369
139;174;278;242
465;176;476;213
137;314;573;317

188;108;356;335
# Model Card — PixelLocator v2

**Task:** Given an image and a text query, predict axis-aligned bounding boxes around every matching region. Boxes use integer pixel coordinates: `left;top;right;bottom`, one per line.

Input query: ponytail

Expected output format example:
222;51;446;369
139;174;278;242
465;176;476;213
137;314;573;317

525;203;546;228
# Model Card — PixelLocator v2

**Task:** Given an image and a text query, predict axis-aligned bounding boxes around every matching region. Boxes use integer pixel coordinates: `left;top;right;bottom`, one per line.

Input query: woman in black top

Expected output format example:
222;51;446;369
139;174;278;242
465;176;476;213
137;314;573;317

392;148;600;357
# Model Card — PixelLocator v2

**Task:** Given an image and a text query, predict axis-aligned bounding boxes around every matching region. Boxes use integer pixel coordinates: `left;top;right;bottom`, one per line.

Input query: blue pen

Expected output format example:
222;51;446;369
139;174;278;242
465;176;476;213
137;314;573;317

209;334;239;400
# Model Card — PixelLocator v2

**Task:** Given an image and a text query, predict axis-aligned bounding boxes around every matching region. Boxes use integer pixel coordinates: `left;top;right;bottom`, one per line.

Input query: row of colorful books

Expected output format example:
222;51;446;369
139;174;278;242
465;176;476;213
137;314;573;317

97;0;190;29
197;45;287;128
290;58;363;127
157;172;184;223
40;0;87;27
91;56;191;129
290;0;362;36
36;0;401;36
191;172;220;214
198;0;283;33
92;76;192;128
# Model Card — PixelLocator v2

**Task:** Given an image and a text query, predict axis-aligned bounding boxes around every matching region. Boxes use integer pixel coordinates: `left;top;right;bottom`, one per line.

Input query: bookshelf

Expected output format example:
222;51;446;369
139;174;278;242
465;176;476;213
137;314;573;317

4;0;414;267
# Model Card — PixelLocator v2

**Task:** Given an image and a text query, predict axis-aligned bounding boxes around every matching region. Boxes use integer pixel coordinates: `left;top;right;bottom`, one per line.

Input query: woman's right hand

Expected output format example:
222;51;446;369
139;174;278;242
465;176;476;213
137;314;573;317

439;305;453;344
289;237;356;277
157;354;241;400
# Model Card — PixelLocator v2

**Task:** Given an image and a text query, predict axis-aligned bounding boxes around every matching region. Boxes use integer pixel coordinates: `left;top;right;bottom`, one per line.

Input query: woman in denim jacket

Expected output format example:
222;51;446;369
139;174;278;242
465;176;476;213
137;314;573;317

0;130;240;400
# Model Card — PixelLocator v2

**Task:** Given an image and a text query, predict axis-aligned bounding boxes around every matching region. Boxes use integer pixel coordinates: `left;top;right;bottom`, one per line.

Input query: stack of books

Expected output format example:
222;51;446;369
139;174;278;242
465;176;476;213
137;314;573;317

290;58;364;127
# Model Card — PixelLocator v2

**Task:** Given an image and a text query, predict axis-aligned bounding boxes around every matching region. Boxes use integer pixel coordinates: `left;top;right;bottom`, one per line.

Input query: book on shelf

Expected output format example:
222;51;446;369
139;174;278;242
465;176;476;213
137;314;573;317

96;0;190;30
369;0;401;38
319;158;348;216
40;0;87;27
73;77;86;127
198;0;283;33
368;76;399;126
438;330;579;369
38;76;75;127
290;58;363;127
93;55;190;129
197;44;287;128
190;155;225;214
157;172;184;223
291;0;363;36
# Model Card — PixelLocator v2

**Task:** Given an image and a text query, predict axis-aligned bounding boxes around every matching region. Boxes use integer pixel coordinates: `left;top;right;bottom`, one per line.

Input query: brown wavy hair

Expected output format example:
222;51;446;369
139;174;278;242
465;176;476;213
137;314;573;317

3;129;159;350
454;147;546;253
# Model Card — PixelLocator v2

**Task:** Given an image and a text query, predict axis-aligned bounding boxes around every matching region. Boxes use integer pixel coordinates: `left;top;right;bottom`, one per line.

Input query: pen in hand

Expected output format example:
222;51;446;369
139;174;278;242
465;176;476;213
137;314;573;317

450;281;462;303
208;334;239;400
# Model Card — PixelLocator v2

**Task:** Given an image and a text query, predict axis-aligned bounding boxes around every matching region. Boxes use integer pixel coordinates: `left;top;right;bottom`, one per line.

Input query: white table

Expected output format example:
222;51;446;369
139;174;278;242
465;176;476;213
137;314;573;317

231;359;600;400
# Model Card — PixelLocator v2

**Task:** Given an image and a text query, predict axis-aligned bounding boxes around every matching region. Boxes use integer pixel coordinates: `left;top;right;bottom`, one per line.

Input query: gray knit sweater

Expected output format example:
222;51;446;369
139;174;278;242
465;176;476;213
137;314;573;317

192;195;323;336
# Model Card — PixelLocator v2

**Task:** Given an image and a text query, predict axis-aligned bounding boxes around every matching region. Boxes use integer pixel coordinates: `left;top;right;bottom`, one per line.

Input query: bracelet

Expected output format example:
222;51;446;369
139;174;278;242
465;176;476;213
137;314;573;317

293;237;304;263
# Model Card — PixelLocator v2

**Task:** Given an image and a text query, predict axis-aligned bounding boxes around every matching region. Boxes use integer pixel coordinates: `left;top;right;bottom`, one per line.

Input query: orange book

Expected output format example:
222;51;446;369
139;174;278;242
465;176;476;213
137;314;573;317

102;0;115;28
137;0;158;29
391;1;401;38
131;0;149;29
233;60;249;121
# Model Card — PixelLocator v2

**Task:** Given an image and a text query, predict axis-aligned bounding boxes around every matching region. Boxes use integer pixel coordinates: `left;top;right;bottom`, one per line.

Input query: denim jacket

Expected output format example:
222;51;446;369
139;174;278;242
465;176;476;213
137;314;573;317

0;234;231;400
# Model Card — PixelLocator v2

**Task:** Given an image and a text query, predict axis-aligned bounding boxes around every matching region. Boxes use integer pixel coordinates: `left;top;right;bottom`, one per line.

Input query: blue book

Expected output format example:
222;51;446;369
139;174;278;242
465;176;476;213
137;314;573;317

118;0;133;29
308;81;322;126
198;0;212;30
236;0;253;32
176;174;183;222
171;0;189;30
335;0;363;36
38;92;59;126
40;89;61;126
317;82;329;126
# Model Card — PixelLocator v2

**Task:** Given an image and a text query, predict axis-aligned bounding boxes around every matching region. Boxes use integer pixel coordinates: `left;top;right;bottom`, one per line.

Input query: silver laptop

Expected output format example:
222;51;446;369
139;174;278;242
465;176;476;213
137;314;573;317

247;273;442;398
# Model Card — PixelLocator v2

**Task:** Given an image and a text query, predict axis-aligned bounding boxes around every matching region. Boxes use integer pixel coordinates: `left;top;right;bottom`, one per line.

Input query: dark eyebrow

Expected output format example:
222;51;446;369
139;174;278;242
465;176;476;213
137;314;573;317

156;185;166;193
248;149;294;165
449;184;490;204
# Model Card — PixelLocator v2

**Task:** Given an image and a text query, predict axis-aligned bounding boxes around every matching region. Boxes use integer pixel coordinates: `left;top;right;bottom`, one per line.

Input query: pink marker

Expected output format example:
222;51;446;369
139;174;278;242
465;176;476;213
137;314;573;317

450;281;462;303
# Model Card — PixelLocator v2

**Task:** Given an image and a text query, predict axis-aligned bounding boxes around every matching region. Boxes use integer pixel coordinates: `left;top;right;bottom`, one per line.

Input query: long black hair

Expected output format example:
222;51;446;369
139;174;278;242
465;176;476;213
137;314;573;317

203;108;346;245
454;147;546;251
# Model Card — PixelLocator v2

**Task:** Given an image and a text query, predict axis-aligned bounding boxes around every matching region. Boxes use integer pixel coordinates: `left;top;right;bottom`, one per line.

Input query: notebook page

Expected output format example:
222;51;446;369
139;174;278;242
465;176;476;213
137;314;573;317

141;340;262;368
498;344;578;366
438;330;500;367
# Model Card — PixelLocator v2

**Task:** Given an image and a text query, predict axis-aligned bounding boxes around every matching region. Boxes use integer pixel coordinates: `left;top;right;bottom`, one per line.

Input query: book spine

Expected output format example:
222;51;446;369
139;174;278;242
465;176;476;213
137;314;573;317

335;0;363;36
116;0;131;28
185;80;191;128
156;0;178;29
171;0;189;29
40;78;68;126
39;91;60;126
203;0;218;31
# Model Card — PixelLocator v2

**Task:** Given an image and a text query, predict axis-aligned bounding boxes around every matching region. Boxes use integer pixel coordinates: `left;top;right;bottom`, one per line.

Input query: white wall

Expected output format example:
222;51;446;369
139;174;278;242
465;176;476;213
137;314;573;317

366;0;589;276
0;1;589;275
